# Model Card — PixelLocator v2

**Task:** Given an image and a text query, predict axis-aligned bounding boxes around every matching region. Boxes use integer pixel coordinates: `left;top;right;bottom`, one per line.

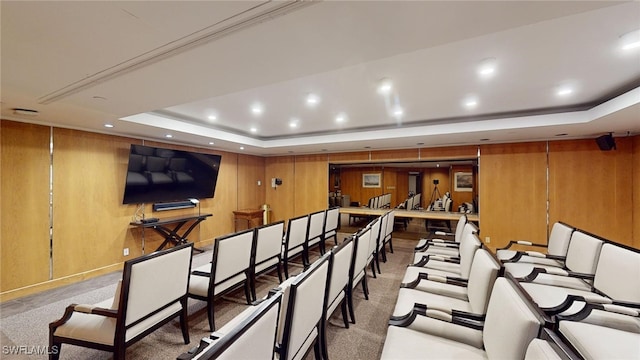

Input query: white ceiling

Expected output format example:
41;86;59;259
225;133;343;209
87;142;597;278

2;1;639;156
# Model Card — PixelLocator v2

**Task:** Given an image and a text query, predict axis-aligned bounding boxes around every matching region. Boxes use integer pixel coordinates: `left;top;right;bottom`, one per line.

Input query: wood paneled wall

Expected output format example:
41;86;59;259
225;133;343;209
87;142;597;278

2;118;639;300
479;142;548;249
1;122;51;291
549;138;634;246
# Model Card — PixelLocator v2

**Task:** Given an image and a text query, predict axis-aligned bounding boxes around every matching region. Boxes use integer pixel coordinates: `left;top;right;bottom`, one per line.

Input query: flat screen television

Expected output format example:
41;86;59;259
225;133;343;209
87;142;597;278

122;144;221;205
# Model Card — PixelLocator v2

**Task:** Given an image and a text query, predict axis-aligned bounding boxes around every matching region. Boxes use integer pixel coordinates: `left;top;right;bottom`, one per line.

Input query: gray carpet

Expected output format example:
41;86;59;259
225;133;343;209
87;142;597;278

0;233;417;360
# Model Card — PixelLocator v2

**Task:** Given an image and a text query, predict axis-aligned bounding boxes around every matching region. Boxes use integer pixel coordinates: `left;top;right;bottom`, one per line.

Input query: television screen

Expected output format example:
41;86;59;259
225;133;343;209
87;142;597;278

122;144;221;205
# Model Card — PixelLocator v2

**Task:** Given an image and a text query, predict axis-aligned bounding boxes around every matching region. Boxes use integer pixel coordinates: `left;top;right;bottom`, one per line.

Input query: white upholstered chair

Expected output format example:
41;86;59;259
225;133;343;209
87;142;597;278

414;221;476;258
307;209;326;255
251;221;285;300
277;252;332;360
347;226;372;324
392;249;501;334
189;229;255;331
49;243;193;360
414;214;467;253
282;214;310;278
381;277;544;360
498;221;575;267
322;207;340;247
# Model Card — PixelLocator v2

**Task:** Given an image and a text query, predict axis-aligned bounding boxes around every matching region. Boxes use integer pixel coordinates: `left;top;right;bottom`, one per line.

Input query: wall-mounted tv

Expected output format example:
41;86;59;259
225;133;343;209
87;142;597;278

122;144;221;205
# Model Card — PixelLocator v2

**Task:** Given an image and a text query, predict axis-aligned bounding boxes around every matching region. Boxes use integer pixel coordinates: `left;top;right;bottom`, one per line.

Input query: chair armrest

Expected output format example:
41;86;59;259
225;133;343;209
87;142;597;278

556;302;640;322
498;240;548;251
177;337;215;360
434;231;454;237
388;303;484;330
400;271;468;289
411;254;460;267
515;267;594;283
191;270;211;277
49;303;118;332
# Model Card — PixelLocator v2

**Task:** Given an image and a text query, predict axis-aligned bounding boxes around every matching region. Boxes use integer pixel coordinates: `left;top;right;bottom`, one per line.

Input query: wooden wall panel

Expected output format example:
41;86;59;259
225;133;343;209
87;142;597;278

237;154;265;210
265;156;295;223
395;171;409;208
52;129;138;277
634;136;640;248
549;138;633;246
382;169;398;206
1;121;51;292
339;166;387;206
479;142;547;250
371;149;419;161
328;151;369;163
294;154;329;215
420;145;478;160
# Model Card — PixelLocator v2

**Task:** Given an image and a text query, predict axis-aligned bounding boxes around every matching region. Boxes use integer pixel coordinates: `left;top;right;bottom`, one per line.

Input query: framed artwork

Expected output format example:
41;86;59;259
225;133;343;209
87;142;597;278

454;172;473;192
362;173;381;188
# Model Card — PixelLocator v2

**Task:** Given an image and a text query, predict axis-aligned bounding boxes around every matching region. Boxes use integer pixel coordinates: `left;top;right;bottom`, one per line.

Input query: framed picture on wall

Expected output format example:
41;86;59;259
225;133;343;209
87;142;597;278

362;173;381;188
454;172;473;192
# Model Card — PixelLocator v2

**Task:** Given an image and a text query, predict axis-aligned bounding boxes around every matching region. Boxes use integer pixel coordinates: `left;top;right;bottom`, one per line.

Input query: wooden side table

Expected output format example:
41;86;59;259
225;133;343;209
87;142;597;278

233;209;264;231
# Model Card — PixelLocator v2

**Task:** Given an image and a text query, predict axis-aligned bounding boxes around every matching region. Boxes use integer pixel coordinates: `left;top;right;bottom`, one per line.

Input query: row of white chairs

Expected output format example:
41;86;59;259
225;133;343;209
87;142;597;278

367;193;392;209
188;207;341;331
498;222;640;359
180;210;399;360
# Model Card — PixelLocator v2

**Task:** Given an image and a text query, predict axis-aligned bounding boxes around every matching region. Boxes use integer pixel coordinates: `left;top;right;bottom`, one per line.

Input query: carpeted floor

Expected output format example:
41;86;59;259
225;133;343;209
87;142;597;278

0;221;427;360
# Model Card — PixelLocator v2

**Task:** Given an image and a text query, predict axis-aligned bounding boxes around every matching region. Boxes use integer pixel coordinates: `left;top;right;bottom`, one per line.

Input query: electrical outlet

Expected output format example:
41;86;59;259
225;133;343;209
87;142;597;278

123;248;130;256
485;237;490;244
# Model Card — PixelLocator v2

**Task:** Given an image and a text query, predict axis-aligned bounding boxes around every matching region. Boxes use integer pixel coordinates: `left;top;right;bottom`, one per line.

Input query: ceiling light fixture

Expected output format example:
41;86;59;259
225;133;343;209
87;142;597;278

335;113;347;123
464;97;478;108
207;115;217;121
104;123;114;128
208;141;215;145
165;134;173;138
250;127;258;133
377;78;393;95
251;104;263;115
620;29;640;51
306;94;320;106
477;58;497;78
392;107;404;118
240;146;245;150
289;121;298;128
556;87;573;97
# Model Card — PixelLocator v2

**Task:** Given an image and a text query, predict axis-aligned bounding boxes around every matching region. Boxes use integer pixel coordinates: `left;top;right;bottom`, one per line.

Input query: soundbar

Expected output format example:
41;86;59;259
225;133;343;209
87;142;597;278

153;200;197;212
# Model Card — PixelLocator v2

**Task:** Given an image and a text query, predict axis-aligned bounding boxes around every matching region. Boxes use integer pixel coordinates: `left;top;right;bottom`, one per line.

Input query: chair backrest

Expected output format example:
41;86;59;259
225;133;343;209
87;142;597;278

284;215;310;257
384;210;395;239
368;216;382;257
323;207;340;237
279;252;331;360
466;249;501;314
413;193;421;209
351;227;371;284
121;243;193;328
195;291;282;360
453;214;468;243
483;278;542;359
593;243;640;303
547;222;575;257
307;210;325;244
327;237;355;313
564;230;604;274
458;230;482;278
254;221;285;272
212;229;255;290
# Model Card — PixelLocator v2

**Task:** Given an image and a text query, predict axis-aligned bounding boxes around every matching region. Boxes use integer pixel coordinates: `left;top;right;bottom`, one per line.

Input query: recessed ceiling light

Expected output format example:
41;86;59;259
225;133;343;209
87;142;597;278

335;113;347;123
477;58;497;78
377;78;393;95
104;123;114;128
250;127;258;133
289;121;298;128
165;134;173;138
251;104;263;115
240;146;245;150
208;141;215;145
208;115;217;121
306;94;320;106
556;87;573;97
464;97;478;108
620;29;640;51
392;107;404;118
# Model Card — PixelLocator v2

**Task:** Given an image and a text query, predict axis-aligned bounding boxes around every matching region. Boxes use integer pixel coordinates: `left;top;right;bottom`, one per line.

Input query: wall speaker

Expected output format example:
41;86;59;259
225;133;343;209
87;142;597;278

595;134;616;151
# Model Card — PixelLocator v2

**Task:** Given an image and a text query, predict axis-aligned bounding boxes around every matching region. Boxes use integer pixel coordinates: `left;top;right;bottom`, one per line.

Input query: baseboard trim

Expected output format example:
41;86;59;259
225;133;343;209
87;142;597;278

0;263;123;302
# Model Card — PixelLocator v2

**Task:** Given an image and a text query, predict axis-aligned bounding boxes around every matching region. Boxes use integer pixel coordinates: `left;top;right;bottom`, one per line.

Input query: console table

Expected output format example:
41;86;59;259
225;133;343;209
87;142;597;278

233;209;264;231
130;213;212;253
